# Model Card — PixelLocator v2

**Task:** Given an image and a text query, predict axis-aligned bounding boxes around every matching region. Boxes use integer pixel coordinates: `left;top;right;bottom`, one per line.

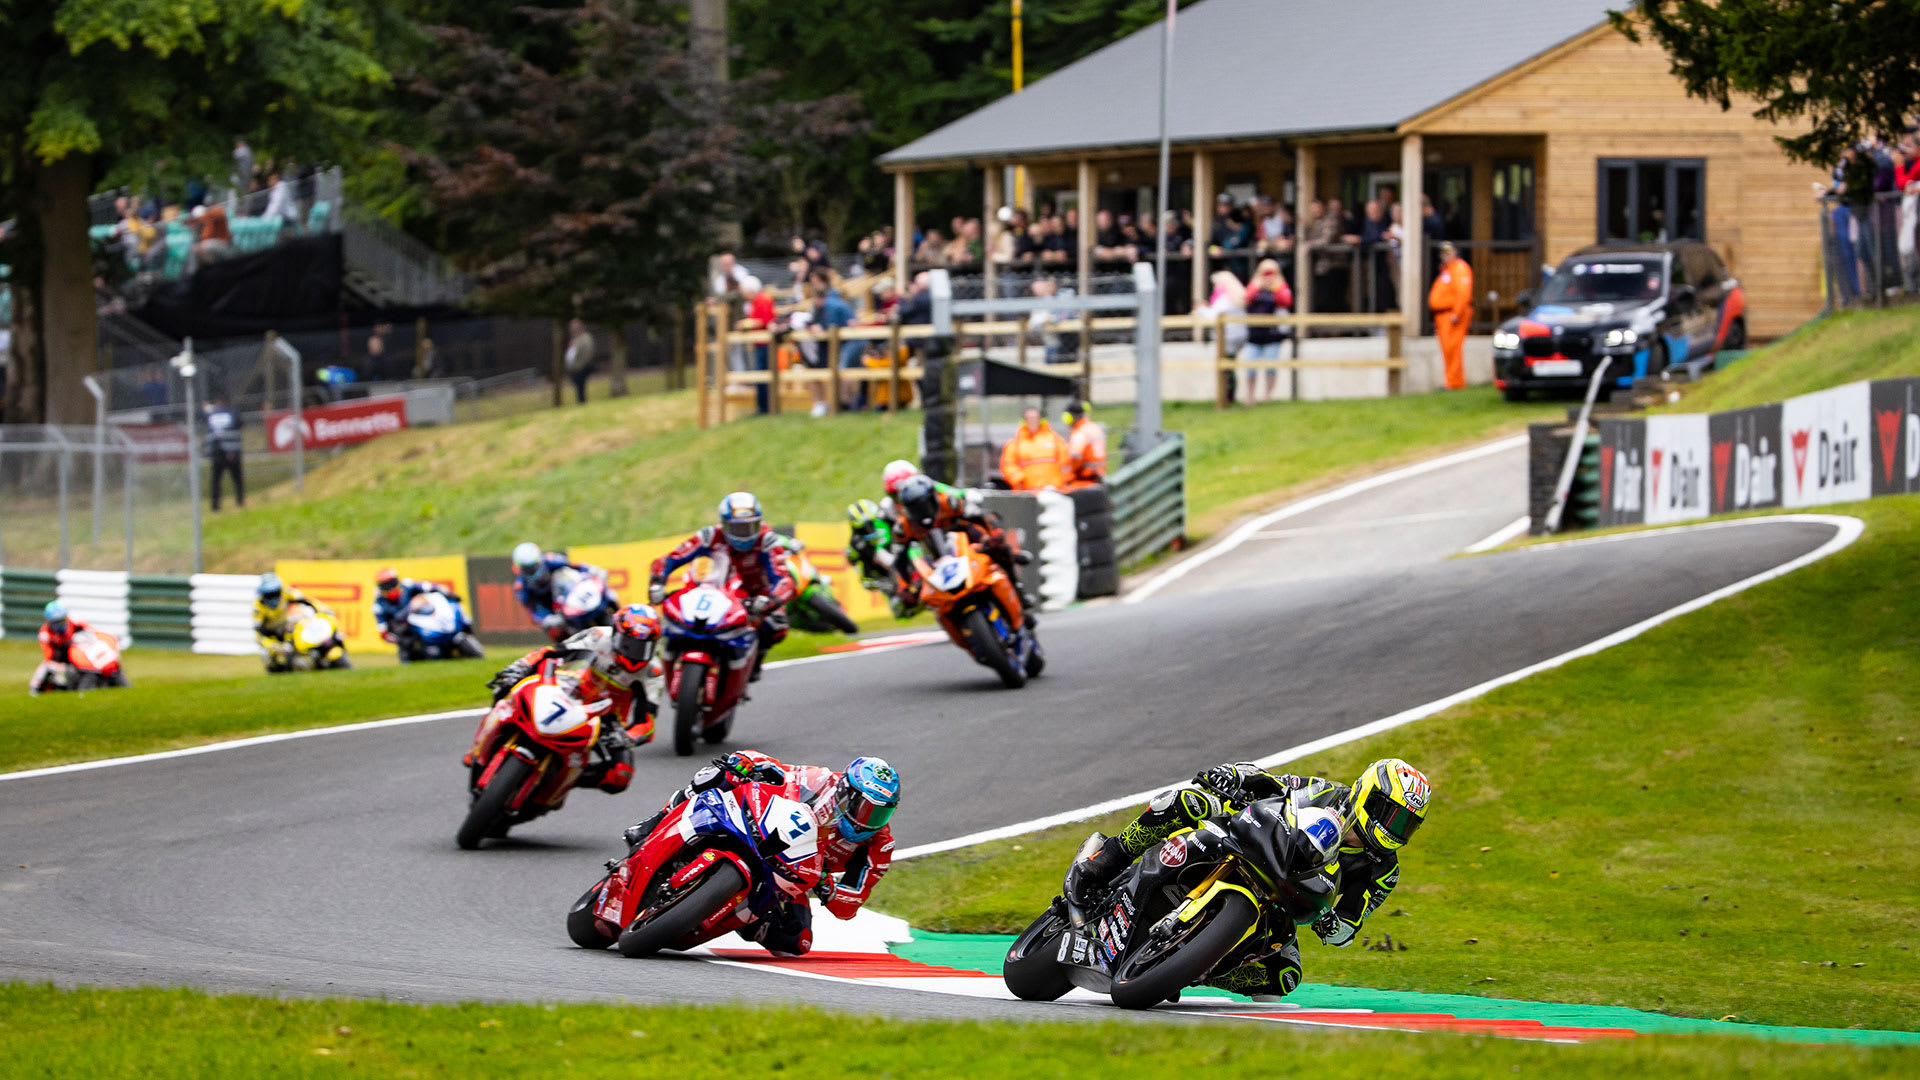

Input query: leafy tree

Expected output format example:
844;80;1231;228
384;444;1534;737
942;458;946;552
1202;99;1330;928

1;1;401;424
403;1;860;390
1613;1;1920;164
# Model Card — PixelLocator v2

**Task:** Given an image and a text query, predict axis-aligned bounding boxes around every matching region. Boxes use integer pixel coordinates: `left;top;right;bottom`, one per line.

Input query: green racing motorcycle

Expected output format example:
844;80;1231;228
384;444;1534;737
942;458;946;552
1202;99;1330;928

771;535;860;635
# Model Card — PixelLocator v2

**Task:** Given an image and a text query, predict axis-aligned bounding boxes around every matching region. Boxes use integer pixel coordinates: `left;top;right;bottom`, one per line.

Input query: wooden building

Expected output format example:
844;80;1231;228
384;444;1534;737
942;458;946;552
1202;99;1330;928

880;0;1820;341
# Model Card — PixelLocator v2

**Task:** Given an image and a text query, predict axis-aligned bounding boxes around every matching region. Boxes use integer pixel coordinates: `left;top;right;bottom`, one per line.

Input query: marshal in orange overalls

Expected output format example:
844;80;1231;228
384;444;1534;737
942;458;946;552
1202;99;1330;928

1427;251;1474;391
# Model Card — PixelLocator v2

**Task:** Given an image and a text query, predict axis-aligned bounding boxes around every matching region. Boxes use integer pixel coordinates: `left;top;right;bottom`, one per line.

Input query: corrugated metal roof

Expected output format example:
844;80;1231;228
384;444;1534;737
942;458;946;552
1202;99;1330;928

880;0;1614;167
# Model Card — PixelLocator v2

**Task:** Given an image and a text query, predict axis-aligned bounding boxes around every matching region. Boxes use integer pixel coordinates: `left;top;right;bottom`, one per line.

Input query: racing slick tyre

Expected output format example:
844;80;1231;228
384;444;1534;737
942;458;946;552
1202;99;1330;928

1024;636;1046;678
1108;891;1258;1010
616;861;747;958
457;754;533;850
1074;508;1113;542
1650;340;1671;376
568;877;619;949
1076;563;1120;598
965;608;1025;689
1724;316;1747;352
673;661;709;757
456;633;486;659
1003;908;1076;1001
703;710;732;745
809;594;860;635
1076;536;1116;569
1068;485;1111;518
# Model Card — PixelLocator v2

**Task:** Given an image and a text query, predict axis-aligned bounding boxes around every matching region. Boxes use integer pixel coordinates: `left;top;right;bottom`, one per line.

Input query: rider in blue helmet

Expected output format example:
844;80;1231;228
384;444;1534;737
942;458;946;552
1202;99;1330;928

252;572;332;672
29;600;91;695
647;492;797;681
510;540;612;638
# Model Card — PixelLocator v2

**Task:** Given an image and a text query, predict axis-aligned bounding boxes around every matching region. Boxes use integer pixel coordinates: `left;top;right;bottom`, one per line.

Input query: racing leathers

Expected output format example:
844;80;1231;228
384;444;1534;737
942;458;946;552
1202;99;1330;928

514;551;611;635
894;483;1035;627
479;626;658;789
371;578;458;646
649;526;795;676
622;750;895;957
254;588;332;672
1066;764;1399;999
30;618;91;694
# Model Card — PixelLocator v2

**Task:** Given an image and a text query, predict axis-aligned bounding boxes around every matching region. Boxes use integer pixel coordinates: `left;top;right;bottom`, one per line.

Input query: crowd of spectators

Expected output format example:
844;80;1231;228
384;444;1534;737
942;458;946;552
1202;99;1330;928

1820;128;1920;302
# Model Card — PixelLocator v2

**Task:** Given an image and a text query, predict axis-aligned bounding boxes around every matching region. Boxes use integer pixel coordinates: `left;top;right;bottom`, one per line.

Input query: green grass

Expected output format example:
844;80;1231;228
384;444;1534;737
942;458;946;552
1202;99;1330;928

4;984;1913;1079
1666;306;1920;414
875;497;1920;1032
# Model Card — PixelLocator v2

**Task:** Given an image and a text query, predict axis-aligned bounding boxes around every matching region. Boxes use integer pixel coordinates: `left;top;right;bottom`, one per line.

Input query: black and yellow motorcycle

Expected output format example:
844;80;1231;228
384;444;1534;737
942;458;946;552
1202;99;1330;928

1003;798;1343;1010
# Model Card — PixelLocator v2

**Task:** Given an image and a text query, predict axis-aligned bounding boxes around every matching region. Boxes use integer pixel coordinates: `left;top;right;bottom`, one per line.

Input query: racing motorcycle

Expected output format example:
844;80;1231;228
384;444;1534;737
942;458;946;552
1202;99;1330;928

40;628;130;691
1002;798;1343;1009
394;590;485;662
546;567;618;642
456;659;629;849
910;530;1041;689
773;537;859;636
566;765;822;957
269;602;350;672
658;579;757;757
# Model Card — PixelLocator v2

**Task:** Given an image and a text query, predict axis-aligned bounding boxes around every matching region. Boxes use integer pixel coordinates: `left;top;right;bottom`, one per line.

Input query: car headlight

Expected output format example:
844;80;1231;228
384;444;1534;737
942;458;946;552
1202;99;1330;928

1603;328;1638;348
1492;331;1520;351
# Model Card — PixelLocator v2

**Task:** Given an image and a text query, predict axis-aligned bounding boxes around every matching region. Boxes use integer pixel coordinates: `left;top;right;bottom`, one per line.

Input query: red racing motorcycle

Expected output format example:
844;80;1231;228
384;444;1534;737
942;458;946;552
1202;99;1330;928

566;770;822;956
658;580;760;757
457;662;623;850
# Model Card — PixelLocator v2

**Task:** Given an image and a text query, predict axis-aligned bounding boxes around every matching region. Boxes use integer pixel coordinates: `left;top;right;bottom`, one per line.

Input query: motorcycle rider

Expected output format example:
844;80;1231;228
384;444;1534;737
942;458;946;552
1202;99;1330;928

511;541;613;638
621;749;901;956
370;567;461;659
468;604;665;793
648;492;794;682
892;473;1038;626
29;601;90;695
881;458;919;499
253;572;334;673
845;498;919;619
1062;757;1431;1000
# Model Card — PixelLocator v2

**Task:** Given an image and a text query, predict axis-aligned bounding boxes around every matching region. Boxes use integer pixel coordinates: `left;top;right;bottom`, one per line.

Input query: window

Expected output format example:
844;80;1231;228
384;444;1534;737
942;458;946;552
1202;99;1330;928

1491;159;1536;241
1597;159;1705;242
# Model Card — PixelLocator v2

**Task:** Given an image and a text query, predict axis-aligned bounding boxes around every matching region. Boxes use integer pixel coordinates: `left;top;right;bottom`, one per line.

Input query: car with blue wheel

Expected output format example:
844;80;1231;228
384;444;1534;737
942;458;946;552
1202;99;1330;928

1492;241;1746;402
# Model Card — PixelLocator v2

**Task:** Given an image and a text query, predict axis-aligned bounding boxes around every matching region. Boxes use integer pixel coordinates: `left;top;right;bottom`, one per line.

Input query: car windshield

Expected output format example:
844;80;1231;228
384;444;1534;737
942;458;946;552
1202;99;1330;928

1538;258;1663;304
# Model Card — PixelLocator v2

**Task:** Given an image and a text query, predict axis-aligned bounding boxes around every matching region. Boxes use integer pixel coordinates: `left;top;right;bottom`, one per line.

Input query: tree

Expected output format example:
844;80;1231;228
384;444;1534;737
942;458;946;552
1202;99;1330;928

1613;1;1920;164
0;0;400;424
403;1;859;390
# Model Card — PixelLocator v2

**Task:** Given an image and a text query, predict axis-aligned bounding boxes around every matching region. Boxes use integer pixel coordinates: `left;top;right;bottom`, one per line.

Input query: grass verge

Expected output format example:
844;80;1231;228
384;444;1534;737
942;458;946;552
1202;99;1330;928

1663;306;1920;413
875;498;1920;1031
3;984;1914;1078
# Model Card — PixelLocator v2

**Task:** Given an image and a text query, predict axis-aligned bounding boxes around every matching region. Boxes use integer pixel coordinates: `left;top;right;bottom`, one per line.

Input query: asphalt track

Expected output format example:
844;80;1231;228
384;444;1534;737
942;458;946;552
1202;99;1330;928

0;447;1848;1020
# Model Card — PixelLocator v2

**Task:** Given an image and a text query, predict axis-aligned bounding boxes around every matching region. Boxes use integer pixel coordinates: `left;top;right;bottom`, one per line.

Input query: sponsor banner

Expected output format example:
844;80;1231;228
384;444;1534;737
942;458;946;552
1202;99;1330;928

1707;404;1783;516
1596;418;1646;528
263;396;408;452
1643;414;1710;525
272;555;470;656
112;423;191;463
1780;381;1871;508
1870;377;1920;497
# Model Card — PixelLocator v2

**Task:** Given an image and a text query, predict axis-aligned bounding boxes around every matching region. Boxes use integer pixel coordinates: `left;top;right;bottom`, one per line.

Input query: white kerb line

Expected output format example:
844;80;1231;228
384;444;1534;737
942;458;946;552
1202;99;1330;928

1462;515;1532;554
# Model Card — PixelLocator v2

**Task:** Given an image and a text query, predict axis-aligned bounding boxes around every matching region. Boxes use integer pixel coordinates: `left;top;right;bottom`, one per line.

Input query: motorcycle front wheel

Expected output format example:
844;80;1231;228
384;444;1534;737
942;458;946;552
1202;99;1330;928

1003;907;1076;1001
672;660;708;757
616;860;746;958
810;594;859;635
567;876;618;949
1108;891;1258;1010
964;607;1025;689
457;753;534;850
456;633;486;659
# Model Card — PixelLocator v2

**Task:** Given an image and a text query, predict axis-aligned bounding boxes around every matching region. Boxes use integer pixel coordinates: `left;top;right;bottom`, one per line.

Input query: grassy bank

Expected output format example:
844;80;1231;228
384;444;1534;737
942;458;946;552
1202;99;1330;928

4;984;1912;1079
1667;306;1920;413
876;497;1920;1031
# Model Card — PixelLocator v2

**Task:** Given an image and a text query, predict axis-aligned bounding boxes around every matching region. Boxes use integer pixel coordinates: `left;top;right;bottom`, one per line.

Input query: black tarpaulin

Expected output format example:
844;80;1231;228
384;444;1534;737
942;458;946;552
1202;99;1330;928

954;358;1078;398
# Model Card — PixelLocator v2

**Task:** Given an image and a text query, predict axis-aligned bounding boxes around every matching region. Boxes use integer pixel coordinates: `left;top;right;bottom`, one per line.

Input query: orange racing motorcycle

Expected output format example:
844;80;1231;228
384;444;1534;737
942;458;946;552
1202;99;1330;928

910;529;1043;688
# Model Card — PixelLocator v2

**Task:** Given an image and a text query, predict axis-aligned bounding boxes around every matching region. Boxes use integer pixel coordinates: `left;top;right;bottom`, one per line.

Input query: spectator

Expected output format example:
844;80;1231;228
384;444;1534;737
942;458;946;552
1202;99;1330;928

999;407;1070;491
811;268;858;417
959;217;985;264
232;138;254;194
1095;209;1133;262
915;229;947;266
1027;277;1067;363
1060;207;1081;257
1897;145;1920;293
737;275;777;415
1241;259;1294;404
710;250;750;299
564;317;596;404
1427;241;1473;391
415;338;443;380
1204;269;1249;398
139;365;168;410
203;396;245;511
1359;199;1396;312
262;170;298;226
190;203;231;263
1305;199;1345;314
942;225;975;267
1259;199;1293;252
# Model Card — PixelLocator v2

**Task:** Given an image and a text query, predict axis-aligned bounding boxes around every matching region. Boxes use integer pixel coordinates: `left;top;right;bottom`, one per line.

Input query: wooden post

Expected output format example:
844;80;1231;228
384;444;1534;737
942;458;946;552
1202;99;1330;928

1294;144;1316;319
768;328;782;416
694;303;710;427
827;326;842;416
550;320;564;408
714;307;730;423
984;164;1003;312
888;324;904;413
1191;150;1214;341
672;309;686;391
1214;311;1229;410
1017;313;1030;368
412;316;427;379
1075;158;1095;377
1386;319;1405;396
893;170;915;297
262;331;277;407
1400;134;1425;340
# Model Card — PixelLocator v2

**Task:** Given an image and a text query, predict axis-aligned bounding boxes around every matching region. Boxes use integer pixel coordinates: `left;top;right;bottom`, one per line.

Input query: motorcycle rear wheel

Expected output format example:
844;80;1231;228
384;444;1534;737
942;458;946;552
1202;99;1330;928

1109;891;1258;1010
457;754;534;850
567;876;618;949
673;661;709;757
964;607;1025;689
616;860;747;958
1003;907;1075;1001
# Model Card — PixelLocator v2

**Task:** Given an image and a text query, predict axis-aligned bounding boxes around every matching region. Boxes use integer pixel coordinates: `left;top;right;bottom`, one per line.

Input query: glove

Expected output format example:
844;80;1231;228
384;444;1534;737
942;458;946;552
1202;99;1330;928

747;595;775;617
812;878;836;904
487;660;532;698
1313;910;1357;947
648;581;666;605
1194;765;1246;802
541;613;566;633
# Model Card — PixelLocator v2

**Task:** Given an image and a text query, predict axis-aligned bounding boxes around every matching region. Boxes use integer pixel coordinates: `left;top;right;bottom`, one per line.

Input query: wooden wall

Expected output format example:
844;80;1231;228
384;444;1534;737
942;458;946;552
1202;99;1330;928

1411;25;1823;338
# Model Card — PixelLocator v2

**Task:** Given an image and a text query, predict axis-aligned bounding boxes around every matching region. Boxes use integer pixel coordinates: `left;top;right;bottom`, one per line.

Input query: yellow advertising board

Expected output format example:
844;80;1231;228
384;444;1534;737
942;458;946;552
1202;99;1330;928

274;555;471;657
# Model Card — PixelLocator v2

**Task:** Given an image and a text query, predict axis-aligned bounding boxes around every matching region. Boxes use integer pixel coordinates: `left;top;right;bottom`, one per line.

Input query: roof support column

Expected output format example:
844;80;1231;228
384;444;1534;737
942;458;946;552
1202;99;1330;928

1293;143;1315;317
893;169;915;296
1191;149;1213;340
1398;134;1425;337
1077;158;1096;375
983;164;1002;311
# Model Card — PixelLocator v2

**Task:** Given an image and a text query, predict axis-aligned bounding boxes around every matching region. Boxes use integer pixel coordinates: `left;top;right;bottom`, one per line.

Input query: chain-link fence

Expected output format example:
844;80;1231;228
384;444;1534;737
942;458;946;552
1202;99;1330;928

1821;191;1920;311
0;423;202;574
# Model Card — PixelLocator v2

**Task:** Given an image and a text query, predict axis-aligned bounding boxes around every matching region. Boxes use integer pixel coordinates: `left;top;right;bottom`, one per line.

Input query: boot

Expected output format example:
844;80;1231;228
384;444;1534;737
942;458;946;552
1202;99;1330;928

1063;832;1129;909
623;808;667;850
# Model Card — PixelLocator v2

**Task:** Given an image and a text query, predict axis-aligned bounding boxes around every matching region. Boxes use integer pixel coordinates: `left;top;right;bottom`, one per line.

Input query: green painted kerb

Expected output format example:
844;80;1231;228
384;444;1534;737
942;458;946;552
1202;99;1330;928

895;931;1920;1048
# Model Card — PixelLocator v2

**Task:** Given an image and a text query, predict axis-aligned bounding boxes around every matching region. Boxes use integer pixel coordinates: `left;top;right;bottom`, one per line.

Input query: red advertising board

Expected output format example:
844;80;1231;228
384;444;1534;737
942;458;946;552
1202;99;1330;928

264;396;408;452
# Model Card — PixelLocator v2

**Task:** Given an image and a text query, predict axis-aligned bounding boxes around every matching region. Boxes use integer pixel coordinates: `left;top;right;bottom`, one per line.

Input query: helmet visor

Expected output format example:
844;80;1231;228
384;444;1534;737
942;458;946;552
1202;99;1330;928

262;590;282;608
723;517;761;544
612;630;655;666
1362;788;1422;846
838;788;895;837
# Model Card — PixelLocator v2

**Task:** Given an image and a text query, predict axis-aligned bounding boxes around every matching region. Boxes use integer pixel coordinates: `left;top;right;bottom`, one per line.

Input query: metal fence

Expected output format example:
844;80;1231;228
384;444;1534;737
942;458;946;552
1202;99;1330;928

1109;431;1186;568
1821;190;1920;310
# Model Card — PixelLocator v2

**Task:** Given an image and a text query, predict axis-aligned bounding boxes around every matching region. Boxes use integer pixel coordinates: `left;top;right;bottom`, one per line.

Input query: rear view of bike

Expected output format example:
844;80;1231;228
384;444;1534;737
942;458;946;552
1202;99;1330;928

660;582;758;756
